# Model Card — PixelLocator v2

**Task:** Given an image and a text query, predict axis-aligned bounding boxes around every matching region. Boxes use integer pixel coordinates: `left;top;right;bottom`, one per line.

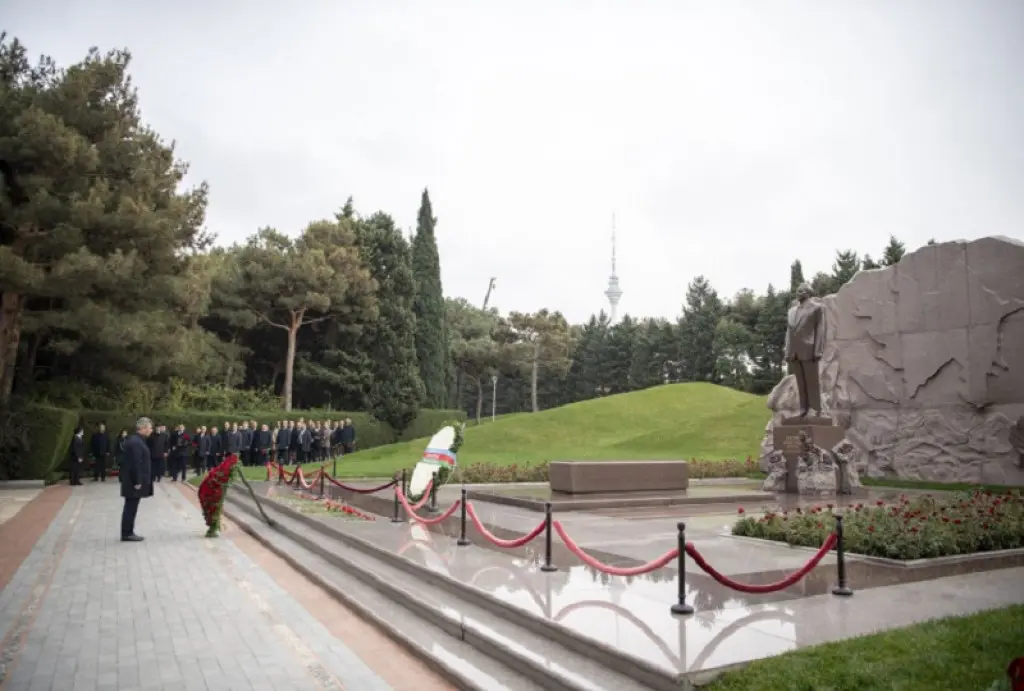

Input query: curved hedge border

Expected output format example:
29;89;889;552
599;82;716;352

5;405;463;482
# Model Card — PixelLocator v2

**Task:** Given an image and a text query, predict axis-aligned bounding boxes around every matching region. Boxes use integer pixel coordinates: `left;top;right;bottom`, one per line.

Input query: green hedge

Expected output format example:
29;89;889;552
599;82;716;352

24;406;466;481
0;405;81;482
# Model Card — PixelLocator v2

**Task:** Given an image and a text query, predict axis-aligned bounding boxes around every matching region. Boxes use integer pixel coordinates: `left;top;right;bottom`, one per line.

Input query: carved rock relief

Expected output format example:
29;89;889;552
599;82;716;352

761;237;1024;485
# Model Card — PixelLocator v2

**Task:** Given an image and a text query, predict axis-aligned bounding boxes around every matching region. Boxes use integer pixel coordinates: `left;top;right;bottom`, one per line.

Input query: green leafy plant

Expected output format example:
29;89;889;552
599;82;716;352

732;489;1024;560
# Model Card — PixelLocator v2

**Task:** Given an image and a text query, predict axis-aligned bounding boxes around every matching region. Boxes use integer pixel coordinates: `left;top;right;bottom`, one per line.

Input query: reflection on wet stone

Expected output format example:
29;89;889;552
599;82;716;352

242;477;1024;682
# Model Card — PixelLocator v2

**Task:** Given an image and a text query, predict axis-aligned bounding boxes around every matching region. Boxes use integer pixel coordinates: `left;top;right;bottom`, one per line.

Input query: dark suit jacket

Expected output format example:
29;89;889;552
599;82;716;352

276;428;291;450
784;299;825;362
89;432;110;458
340;426;355;444
120;434;153;499
198;434;212;457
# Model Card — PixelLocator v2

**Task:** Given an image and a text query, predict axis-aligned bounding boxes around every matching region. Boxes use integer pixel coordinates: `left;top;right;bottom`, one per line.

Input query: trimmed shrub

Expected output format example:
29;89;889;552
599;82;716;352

0;405;80;482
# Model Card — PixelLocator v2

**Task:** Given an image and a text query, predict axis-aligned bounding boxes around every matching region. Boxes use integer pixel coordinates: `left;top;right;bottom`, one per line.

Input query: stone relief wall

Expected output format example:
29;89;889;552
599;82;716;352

761;236;1024;485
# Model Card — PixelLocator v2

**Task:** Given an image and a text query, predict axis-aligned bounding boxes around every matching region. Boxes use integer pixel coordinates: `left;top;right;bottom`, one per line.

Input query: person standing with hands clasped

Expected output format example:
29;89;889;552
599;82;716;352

120;417;154;542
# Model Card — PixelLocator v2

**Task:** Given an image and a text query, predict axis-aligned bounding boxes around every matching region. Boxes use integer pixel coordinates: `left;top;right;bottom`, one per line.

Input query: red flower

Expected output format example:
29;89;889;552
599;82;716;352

737;507;745;514
876;500;885;506
953;519;962;525
868;525;875;533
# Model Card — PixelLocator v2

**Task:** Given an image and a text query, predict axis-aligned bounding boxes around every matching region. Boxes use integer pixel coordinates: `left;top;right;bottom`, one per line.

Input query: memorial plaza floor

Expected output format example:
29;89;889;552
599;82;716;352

1;479;1023;690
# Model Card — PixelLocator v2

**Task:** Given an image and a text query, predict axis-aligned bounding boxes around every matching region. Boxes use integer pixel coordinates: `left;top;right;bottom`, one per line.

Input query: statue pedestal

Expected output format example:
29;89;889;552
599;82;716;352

763;418;860;495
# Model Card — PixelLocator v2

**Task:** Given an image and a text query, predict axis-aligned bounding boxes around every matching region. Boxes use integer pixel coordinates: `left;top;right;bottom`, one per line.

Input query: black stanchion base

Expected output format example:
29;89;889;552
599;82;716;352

457;538;471;546
390;517;404;523
831;586;854;597
540;564;558;573
670;603;695;615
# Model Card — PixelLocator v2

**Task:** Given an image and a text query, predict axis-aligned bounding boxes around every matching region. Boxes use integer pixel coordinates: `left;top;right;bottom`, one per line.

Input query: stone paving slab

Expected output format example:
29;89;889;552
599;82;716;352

0;481;395;691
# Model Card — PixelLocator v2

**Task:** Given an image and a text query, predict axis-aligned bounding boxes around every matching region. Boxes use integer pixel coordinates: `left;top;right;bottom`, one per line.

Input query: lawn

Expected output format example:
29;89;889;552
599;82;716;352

707;605;1024;691
257;382;770;479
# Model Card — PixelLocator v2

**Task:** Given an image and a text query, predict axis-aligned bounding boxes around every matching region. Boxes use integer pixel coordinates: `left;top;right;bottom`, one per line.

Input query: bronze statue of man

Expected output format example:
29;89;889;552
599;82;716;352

784;283;826;417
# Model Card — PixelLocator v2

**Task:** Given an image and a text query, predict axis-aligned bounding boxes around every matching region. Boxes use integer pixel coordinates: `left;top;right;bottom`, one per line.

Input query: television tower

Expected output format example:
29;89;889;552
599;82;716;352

604;213;623;323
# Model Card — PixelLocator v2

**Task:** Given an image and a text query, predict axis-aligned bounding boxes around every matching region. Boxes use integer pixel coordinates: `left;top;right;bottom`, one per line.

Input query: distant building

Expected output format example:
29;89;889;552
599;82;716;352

604;214;623;323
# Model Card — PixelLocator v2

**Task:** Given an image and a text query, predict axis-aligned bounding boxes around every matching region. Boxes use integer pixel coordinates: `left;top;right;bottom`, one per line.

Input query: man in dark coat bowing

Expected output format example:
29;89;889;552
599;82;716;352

120;417;154;542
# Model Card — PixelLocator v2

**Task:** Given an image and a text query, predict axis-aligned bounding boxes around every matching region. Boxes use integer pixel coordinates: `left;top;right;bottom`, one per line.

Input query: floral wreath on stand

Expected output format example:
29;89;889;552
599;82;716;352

407;420;465;503
198;453;274;537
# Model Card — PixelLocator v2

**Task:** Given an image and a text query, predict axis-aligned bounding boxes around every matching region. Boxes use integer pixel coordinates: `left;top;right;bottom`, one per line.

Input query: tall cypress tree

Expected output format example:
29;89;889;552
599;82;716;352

789;260;805;292
411;189;448;407
355;212;424;430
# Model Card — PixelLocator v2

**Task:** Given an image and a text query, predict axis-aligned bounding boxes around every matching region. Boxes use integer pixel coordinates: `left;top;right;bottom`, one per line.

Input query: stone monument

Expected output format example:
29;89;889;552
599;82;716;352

1010;417;1024;469
760;236;1024;486
759;283;859;495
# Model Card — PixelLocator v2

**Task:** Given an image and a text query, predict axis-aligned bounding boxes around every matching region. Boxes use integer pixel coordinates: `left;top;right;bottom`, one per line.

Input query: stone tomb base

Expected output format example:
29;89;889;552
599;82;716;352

766;420;860;495
548;460;689;494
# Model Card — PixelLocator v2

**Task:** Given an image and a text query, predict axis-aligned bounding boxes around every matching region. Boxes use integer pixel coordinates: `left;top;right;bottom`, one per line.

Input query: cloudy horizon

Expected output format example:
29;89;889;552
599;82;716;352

5;0;1023;323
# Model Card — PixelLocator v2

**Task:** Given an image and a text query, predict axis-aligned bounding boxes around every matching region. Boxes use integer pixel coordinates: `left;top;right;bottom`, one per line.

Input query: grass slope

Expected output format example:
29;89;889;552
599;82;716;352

707;605;1024;691
331;383;770;478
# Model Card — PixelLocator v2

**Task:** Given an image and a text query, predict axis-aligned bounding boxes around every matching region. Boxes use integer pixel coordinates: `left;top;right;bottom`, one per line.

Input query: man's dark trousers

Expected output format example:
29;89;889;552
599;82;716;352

121;497;140;538
69;458;82;485
93;455;107;482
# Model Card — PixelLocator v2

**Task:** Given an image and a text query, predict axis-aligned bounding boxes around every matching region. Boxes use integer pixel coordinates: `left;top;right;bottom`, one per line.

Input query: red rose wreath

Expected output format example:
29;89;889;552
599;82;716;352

198;454;240;537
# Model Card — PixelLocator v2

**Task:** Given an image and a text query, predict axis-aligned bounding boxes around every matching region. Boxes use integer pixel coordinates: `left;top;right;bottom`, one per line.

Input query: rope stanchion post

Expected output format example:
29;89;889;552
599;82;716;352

319;466;326;498
400;468;407;497
429;479;438;514
332;456;337;477
540;502;558;573
457;488;470;546
389;487;401;524
670;522;695;615
830;515;853;597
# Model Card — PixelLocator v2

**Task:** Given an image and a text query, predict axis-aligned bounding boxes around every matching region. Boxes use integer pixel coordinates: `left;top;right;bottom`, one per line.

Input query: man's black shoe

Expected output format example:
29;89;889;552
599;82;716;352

121;535;144;542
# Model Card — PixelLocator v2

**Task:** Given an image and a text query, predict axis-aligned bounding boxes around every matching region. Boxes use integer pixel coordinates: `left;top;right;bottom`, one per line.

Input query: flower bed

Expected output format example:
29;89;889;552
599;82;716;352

295;491;375;521
732;489;1024;560
452;457;759;484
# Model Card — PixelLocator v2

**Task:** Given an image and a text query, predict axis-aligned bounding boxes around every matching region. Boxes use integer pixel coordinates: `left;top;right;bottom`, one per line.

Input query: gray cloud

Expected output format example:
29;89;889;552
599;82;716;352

6;0;1023;321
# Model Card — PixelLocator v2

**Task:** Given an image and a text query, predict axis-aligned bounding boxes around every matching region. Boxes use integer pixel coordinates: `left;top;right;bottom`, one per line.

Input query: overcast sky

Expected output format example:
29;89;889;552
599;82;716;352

6;1;1023;322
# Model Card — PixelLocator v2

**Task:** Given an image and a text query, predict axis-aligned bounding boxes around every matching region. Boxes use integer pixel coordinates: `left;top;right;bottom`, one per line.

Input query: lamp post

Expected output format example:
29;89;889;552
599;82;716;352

491;375;498;422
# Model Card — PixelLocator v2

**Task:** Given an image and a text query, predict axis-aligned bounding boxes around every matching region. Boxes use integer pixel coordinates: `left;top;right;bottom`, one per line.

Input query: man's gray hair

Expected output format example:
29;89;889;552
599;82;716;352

135;416;153;431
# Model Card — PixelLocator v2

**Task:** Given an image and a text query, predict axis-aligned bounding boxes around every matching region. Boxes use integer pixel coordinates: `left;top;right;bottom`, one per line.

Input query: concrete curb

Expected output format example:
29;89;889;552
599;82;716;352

230;489;684;691
0;480;45;490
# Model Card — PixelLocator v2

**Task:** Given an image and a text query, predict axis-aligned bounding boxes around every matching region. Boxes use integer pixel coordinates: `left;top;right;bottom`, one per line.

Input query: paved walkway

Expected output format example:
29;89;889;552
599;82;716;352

0;481;445;691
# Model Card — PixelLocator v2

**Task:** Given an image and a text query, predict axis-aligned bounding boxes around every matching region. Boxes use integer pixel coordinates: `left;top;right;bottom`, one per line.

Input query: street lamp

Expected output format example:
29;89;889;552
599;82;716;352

491;375;499;422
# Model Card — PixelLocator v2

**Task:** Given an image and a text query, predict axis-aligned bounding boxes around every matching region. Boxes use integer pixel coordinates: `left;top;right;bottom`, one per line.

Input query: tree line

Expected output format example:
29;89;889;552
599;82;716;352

0;36;916;431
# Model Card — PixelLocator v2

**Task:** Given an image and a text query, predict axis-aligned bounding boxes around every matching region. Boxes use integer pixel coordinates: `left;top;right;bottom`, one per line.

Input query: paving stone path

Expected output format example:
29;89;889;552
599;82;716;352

0;482;396;691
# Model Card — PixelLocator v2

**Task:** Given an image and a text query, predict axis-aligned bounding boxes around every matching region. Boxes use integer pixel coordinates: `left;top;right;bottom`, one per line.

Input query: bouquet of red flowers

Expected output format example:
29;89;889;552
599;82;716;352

198;454;240;537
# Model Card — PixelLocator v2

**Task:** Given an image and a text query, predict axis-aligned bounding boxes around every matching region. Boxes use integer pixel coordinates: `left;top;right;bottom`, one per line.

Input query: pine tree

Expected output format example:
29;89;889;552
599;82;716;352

831;250;861;290
789;260;806;292
0;37;214;403
881;235;906;266
862;254;880;269
355;212;424;431
751;285;789;393
677;276;722;382
411;189;447;407
601;315;637;394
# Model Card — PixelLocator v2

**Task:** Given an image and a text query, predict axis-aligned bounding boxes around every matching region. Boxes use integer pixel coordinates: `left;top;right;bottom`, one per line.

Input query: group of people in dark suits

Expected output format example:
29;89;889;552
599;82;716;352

67;416;358;543
70;417;358;486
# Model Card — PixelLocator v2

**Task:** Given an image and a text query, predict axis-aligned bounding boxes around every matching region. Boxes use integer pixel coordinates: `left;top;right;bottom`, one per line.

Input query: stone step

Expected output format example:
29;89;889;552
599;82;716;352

225;491;663;691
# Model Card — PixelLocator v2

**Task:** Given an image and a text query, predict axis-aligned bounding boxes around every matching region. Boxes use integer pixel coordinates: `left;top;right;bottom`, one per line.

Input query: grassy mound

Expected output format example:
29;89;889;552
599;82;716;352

329;382;770;478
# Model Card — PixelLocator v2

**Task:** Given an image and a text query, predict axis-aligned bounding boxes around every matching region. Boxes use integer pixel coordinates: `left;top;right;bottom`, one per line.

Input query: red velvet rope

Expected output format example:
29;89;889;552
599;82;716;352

396;486;461;525
553;521;680;576
294;467;316;490
325;474;398;494
685;532;838;594
466;503;546;548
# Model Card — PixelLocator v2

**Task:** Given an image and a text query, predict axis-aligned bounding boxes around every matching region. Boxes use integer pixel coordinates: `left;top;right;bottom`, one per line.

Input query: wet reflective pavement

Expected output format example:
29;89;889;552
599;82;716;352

255;482;1024;678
